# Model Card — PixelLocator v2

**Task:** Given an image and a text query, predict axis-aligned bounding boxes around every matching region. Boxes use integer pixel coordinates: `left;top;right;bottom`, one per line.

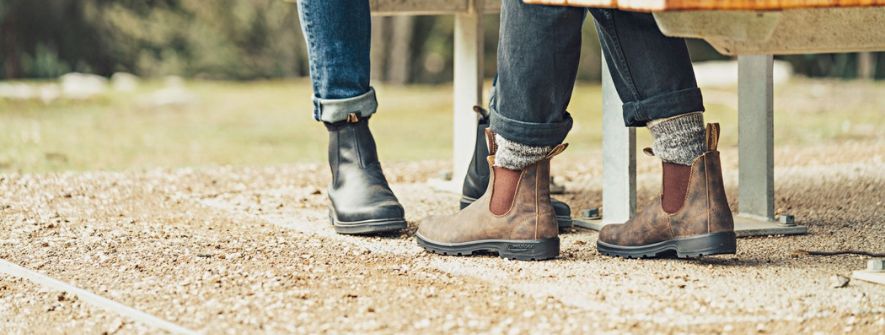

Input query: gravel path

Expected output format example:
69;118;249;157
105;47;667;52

0;276;157;334
0;142;883;334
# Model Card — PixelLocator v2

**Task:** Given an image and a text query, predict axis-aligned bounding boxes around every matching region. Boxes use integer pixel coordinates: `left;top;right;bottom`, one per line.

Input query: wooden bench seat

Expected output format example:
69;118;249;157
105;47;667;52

524;0;885;11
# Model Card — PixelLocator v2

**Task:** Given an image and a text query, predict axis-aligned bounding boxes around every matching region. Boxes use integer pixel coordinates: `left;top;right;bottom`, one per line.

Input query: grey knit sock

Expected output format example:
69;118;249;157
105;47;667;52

494;134;551;170
647;112;707;166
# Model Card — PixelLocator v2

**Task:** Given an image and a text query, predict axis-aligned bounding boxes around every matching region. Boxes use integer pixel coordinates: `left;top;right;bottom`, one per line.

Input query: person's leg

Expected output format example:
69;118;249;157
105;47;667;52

298;0;405;235
298;0;374;122
490;0;585;216
417;0;585;260
492;4;585;149
459;78;573;230
588;9;735;258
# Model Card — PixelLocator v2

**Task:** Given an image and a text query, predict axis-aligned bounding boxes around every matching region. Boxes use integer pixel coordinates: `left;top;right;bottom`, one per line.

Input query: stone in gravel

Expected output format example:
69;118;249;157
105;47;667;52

830;275;850;288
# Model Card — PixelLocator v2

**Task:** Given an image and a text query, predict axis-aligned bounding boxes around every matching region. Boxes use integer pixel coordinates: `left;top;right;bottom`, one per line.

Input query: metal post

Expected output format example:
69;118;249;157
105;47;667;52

451;0;484;189
737;55;775;222
600;55;636;225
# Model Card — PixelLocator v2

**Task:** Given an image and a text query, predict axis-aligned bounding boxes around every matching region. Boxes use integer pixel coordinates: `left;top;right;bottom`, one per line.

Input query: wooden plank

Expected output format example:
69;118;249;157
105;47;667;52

852;271;885;285
733;215;807;236
0;259;199;335
654;7;885;55
574;214;809;237
523;0;885;11
525;0;617;8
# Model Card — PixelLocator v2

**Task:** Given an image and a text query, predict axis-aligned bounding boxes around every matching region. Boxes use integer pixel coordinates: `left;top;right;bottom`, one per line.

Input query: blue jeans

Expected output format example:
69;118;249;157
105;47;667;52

298;0;703;138
492;0;704;147
297;0;377;123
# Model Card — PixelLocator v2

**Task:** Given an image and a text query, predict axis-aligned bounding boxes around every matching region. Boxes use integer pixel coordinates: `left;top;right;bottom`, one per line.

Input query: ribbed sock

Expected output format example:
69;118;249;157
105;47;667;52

490;167;521;215
494;134;551;170
647;112;706;166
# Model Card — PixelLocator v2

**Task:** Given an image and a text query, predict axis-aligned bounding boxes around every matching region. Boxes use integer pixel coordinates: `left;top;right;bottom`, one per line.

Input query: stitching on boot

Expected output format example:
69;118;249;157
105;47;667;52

704;155;713;234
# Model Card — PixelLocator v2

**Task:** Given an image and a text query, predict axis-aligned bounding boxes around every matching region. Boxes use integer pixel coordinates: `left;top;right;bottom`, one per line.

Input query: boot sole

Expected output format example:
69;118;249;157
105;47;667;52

329;209;406;235
415;233;559;261
597;231;736;259
460;196;572;230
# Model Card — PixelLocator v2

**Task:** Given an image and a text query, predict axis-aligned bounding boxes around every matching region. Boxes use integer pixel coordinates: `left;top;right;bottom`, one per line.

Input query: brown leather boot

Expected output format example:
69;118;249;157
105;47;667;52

416;130;567;261
597;123;736;258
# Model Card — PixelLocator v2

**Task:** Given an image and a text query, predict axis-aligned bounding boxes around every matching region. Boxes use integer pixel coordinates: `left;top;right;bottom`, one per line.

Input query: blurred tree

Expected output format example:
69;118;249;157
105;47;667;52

88;0;308;79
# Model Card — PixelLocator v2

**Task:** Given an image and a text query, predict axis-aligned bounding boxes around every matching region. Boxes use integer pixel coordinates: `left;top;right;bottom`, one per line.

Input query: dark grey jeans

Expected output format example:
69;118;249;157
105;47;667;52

491;0;705;147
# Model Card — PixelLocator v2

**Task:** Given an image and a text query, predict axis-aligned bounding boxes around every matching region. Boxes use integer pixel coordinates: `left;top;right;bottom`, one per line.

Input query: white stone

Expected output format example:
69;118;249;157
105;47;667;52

111;72;139;92
0;82;37;100
39;85;61;104
60;73;108;99
135;76;195;108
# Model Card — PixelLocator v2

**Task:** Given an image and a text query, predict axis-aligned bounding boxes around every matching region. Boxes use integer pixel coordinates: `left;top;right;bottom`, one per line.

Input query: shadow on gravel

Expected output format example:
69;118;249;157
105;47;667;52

684;257;781;267
553;251;779;267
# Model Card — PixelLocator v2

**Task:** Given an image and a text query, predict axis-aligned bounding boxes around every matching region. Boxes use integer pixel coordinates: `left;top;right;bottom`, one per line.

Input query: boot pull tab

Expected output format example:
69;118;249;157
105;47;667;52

642;147;655;157
346;112;360;123
484;128;497;155
545;143;569;159
472;105;490;119
706;123;720;151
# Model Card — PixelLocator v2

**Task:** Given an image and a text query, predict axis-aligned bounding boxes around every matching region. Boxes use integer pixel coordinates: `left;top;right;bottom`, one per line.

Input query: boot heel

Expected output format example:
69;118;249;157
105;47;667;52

498;237;560;261
675;232;736;258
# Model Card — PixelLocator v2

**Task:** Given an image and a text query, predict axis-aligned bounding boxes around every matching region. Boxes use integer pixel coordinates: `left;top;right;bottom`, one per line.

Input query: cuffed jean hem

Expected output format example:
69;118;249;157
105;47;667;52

314;87;378;123
490;111;573;147
622;87;704;127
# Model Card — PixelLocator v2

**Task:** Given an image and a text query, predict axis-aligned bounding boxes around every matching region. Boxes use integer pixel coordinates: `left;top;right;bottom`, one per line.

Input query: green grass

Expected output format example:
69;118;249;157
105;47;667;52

0;78;882;173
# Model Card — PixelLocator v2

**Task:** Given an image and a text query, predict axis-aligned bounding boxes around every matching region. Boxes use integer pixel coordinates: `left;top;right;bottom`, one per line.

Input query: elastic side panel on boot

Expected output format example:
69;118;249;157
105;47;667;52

669;154;711;238
662;161;692;214
350;126;365;169
328;129;340;183
490;166;523;216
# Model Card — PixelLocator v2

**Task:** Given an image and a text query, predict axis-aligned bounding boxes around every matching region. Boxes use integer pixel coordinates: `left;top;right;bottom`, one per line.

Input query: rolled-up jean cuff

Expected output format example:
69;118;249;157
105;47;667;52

490;111;573;147
622;87;705;127
314;88;378;123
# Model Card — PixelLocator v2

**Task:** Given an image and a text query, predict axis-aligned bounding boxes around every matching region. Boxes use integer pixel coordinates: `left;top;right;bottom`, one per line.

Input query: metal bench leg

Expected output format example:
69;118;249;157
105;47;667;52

450;3;484;191
575;55;636;230
735;55;806;236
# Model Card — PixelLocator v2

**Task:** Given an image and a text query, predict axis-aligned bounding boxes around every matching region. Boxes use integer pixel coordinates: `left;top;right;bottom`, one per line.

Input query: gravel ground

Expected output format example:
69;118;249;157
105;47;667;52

0;276;155;334
0;141;883;334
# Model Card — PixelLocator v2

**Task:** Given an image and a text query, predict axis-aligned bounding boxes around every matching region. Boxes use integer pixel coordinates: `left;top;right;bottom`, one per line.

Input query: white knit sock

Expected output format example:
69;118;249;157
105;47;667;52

494;134;552;170
647;112;707;166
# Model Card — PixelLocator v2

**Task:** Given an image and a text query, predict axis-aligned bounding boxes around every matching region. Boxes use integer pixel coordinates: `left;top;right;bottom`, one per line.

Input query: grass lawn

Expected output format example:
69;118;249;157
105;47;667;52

0;78;882;173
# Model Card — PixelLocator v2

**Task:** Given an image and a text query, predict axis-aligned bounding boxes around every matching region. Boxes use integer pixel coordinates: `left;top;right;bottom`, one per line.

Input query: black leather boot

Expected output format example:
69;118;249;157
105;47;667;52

460;106;573;230
325;114;406;235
